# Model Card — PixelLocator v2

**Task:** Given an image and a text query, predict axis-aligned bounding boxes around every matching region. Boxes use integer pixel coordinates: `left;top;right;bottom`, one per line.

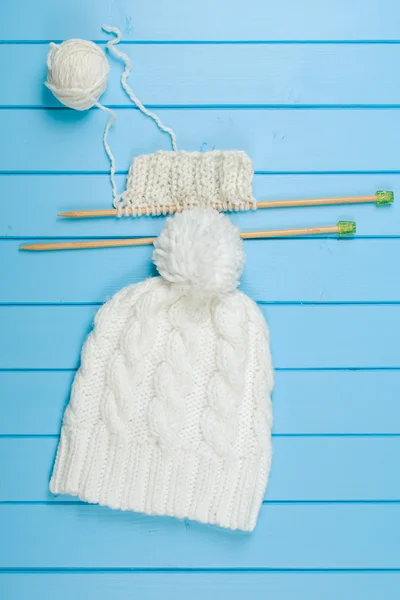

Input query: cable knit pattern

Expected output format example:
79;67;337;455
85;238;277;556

49;279;155;495
147;297;194;447
50;209;273;532
116;150;256;216
99;290;159;433
250;306;274;451
60;282;151;432
201;295;247;457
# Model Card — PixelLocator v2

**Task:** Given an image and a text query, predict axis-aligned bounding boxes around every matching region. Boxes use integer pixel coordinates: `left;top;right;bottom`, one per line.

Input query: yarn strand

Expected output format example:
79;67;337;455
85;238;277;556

95;102;118;201
102;24;178;153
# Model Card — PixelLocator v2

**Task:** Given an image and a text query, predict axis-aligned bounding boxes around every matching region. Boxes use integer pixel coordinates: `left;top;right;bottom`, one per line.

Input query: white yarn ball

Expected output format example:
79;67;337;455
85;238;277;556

153;208;245;296
45;39;109;110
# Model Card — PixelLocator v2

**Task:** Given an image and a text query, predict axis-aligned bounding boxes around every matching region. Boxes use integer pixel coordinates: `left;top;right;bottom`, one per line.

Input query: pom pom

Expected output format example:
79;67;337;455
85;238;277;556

153;208;245;296
45;39;109;111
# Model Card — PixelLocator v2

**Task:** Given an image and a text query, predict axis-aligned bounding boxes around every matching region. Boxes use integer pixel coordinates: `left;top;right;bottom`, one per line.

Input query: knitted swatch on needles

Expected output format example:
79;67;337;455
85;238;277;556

118;150;257;216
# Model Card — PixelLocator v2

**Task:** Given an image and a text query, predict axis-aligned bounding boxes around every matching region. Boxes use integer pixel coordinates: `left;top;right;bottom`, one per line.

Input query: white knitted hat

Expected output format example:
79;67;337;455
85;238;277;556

50;208;273;531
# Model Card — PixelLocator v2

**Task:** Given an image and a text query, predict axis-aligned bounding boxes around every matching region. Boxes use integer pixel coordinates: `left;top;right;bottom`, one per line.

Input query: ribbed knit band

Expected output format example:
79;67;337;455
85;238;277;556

50;423;269;532
117;150;256;215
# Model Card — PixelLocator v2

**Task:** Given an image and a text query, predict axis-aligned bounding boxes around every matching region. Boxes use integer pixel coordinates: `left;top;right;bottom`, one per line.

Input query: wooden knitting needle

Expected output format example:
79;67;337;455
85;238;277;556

57;191;393;218
20;221;356;251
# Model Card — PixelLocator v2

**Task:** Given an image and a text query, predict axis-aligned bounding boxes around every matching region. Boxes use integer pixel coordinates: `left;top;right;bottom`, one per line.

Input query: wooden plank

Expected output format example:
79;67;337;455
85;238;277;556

0;109;398;173
3;44;400;107
0;0;398;41
1;174;397;238
1;239;398;303
0;372;72;435
1;503;399;567
1;572;399;600
2;436;400;502
0;305;398;369
2;370;400;435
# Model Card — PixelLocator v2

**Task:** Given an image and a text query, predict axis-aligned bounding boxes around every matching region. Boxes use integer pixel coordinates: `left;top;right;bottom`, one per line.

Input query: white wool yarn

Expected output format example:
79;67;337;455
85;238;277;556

45;33;118;198
45;39;109;110
44;25;177;204
153;207;245;296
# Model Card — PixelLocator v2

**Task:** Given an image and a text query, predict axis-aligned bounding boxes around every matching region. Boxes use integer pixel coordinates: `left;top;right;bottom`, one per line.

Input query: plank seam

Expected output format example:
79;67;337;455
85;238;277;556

3;105;400;110
1;367;399;372
3;433;400;439
2;170;400;176
1;301;400;306
2;40;400;45
0;567;400;573
1;500;400;506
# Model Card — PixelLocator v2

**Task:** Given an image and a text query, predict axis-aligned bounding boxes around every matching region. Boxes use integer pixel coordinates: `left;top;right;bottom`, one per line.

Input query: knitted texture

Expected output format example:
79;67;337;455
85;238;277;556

115;150;257;215
50;208;273;531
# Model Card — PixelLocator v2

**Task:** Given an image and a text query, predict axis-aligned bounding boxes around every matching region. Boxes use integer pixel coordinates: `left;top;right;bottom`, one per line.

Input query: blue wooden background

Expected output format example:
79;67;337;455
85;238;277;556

1;0;400;597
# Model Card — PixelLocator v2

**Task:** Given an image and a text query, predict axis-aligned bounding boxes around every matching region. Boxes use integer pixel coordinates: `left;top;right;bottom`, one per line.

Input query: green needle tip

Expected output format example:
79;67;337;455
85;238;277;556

376;190;394;205
338;221;356;236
